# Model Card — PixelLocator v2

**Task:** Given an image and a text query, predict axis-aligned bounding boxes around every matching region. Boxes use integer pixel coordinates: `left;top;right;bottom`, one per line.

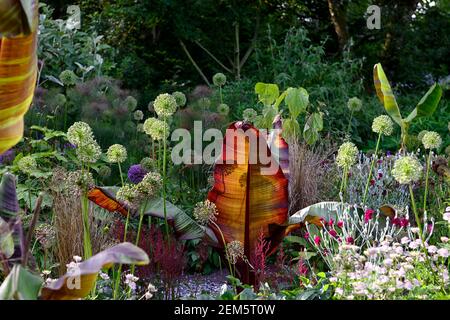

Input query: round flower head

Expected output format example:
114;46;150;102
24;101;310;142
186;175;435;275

193;200;218;226
153;93;177;118
35;223;56;249
137;123;144;133
67;122;94;146
226;240;244;264
445;145;450;157
127;164;148;184
143;118;169;140
217;103;229;116
137;171;162;197
124;96;138;112
17;156;36;174
59;70;78;86
372;115;394;136
336;142;358;169
172;91;187;107
133;110;144;121
140;157;156;171
198;97;211;109
76;141;102;163
67;170;94;191
55;93;67;106
242;108;258;123
417;130;428;142
116;184;143;209
213;73;227;87
106;144;127;163
98;166;111;178
347;97;362;112
422;131;442;150
391;156;422;184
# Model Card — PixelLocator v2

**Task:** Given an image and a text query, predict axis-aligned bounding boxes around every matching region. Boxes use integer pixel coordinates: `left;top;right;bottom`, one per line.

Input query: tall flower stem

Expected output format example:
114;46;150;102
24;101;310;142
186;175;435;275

346;110;354;137
362;132;382;205
339;168;348;201
211;221;233;278
118;162;124;187
423;150;432;214
162;118;170;241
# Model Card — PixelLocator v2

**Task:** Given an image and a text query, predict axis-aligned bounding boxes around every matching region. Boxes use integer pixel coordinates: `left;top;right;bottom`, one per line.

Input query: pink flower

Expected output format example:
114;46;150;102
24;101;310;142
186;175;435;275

314;236;321;245
392;217;401;227
377;172;383;179
329;229;338;238
364;209;375;223
400;217;409;227
370;179;375;186
304;232;310;239
319;218;327;226
328;218;334;226
346;236;354;244
297;260;308;276
337;221;344;228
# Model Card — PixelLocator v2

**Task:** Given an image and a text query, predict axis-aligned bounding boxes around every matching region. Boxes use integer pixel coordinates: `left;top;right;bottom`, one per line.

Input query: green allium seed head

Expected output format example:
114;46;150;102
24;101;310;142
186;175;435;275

226;240;244;265
193;200;218;226
137;123;144;133
347;97;362;112
55;93;67;106
213;73;227;87
67;170;95;190
124;96;138;112
336;142;358;169
67;121;94;146
372;115;394;136
116;184;143;209
106;144;127;163
242;108;258;122
391;156;422;184
422;131;442;150
417;130;429;142
59;70;78;86
153;93;177;118
133;110;144;121
76;141;102;163
98;166;111;178
172;91;187;107
137;171;162;197
217;103;230;116
198;97;211;109
143;118;169;140
445;145;450;156
17;156;36;174
140;157;155;171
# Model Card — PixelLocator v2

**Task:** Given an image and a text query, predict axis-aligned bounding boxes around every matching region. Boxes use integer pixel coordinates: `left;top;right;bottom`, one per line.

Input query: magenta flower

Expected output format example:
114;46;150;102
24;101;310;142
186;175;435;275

314;236;321;245
328;218;334;226
346;236;354;244
364;209;375;223
337;221;344;228
400;217;409;227
304;232;310;239
329;229;338;238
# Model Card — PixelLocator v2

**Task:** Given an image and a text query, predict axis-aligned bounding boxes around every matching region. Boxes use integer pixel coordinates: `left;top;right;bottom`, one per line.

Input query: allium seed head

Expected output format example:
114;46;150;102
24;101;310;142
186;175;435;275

153;93;177;118
193;200;218;226
347;97;362;112
336;142;358;169
217;103;230;116
372;115;394;136
242;108;258;123
212;73;227;86
391;156;422;184
133;110;144;121
226;240;244;264
106;144;127;163
17;156;36;174
59;70;78;86
172;91;187;107
422;131;442;150
67;122;94;146
143;118;169;140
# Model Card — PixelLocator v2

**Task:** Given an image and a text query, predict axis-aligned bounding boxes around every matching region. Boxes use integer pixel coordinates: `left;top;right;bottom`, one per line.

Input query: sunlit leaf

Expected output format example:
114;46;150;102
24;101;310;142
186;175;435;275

40;242;149;300
255;82;279;106
87;187;129;217
404;83;442;123
285;87;308;118
0;0;39;154
0;216;14;258
373;63;402;125
267;115;289;179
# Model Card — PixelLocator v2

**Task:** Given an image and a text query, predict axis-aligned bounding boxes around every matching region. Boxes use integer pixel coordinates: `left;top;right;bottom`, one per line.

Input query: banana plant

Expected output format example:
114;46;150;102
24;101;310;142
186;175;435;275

373;63;443;150
0;0;39;155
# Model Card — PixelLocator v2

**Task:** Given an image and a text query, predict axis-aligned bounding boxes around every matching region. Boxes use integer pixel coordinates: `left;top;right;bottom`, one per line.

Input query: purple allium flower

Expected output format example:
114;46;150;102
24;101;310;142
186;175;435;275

0;149;15;164
127;164;148;184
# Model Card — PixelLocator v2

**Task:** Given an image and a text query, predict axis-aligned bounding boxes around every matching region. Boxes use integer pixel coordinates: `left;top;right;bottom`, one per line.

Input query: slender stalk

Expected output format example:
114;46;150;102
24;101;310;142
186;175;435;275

211;221;234;278
362;133;382;205
408;184;426;247
339;168;348;200
162;118;170;240
118;162;124;187
423;150;432;214
346;110;354;137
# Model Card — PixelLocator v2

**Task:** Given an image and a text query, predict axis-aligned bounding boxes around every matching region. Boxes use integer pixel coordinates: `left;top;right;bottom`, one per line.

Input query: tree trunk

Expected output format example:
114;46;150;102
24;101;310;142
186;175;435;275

327;0;349;51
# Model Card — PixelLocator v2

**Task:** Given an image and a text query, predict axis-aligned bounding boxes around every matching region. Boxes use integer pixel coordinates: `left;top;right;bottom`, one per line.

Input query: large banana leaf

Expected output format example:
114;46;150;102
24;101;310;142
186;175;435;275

0;0;38;154
0;264;43;300
87;187;218;243
404;83;443;123
40;242;149;300
207;121;289;283
373;63;402;125
267;115;289;179
0;172;19;217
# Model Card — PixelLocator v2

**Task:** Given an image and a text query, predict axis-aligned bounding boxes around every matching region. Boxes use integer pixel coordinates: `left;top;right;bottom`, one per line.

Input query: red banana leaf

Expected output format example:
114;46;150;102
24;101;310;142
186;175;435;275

267;114;289;180
207;121;290;284
40;242;149;300
87;187;129;217
0;0;38;155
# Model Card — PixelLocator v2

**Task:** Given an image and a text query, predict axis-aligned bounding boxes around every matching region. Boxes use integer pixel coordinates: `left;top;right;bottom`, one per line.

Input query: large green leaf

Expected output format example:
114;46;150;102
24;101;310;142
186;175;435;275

303;112;323;145
0;264;43;300
404;83;442;123
40;242;148;300
255;82;279;106
373;63;402;125
0;216;14;259
285;87;309;118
